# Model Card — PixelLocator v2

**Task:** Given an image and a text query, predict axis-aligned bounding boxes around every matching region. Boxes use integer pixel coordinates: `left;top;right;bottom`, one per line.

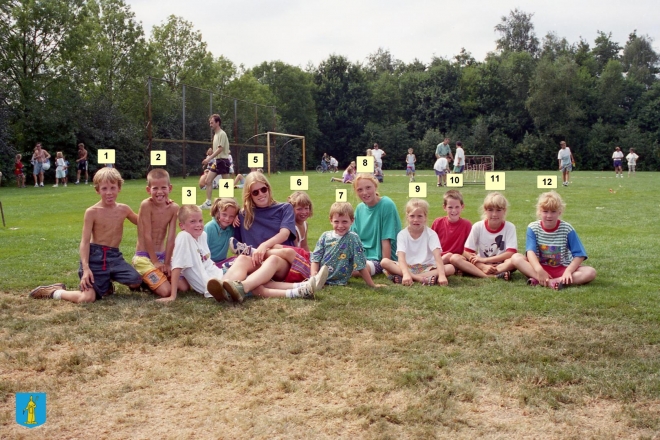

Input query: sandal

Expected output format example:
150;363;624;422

548;279;564;290
497;271;512;281
527;277;539;287
421;276;437;286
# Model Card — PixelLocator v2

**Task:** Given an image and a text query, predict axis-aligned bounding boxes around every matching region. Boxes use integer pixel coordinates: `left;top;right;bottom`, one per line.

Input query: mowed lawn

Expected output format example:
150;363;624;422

1;170;659;439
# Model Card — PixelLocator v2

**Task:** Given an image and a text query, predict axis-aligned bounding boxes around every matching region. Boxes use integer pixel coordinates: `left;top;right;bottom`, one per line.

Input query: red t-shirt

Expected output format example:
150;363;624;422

14;161;23;175
431;217;472;255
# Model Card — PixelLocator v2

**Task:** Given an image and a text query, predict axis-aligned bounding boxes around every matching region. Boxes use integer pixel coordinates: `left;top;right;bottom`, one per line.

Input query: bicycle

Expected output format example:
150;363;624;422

316;164;338;173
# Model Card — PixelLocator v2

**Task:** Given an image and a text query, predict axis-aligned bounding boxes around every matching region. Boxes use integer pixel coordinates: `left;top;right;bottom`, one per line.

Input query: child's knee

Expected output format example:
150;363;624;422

449;254;463;265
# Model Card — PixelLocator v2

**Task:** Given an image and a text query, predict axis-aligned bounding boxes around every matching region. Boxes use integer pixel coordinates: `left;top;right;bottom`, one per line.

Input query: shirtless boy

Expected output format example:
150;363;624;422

132;168;181;298
29;168;142;302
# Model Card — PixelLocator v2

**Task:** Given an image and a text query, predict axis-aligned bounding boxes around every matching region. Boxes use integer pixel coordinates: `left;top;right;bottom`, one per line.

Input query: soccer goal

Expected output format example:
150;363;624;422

463;155;495;184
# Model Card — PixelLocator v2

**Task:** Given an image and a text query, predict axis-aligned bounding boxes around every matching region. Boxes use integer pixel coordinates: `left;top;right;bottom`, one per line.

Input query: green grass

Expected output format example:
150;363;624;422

1;170;659;437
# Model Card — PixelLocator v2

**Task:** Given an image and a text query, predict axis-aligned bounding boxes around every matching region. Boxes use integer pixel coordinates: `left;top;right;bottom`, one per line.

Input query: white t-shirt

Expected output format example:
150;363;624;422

454;147;465;166
626;153;639;165
464;220;517;258
396;226;442;266
171;231;223;298
371;148;384;163
612;151;624;160
434;157;448;172
558;147;572;166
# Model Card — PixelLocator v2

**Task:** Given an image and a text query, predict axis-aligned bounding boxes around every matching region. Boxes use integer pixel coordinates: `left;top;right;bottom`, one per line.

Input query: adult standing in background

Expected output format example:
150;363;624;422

435;137;454;162
558;141;575;187
75;143;88;185
200;114;231;209
31;143;50;187
371;143;386;170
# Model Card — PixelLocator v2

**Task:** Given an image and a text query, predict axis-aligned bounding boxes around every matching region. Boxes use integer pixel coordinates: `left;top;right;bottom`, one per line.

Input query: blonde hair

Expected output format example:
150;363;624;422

15;153;22;160
242;172;276;230
329;202;354;220
443;190;464;206
211;197;239;218
405;198;429;220
352;173;380;197
366;149;373;156
536;191;566;218
56;151;63;158
178;204;202;223
93;167;124;190
288;191;313;217
147;168;170;185
480;192;509;220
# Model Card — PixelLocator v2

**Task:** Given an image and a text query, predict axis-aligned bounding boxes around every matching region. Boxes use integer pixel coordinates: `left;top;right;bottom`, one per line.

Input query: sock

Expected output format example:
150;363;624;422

292;282;305;288
285;288;300;298
206;199;211;204
53;290;65;300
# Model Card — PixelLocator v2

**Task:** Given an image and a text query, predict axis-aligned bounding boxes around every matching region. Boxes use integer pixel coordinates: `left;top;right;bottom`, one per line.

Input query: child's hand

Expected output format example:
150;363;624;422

537;269;551;286
437;276;448;286
469;255;482;265
80;268;94;290
251;243;269;266
478;263;498;275
232;216;241;228
156;296;176;303
371;283;387;288
559;271;574;285
159;263;171;277
402;274;413;286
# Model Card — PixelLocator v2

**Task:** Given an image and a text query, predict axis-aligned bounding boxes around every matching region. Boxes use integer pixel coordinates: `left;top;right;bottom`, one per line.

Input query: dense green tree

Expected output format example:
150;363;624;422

622;32;659;87
312;55;370;165
592;31;621;74
494;8;539;56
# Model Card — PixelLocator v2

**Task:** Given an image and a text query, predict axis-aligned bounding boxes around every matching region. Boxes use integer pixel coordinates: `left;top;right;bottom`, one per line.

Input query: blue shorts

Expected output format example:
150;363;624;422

435;170;446;176
613;160;622;167
561;164;572;172
33;162;43;175
77;160;88;171
406;165;415;174
453;165;464;173
79;243;142;299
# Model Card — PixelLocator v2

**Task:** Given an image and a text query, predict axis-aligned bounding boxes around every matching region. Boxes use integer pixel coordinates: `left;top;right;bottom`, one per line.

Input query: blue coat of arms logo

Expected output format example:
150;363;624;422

15;393;47;428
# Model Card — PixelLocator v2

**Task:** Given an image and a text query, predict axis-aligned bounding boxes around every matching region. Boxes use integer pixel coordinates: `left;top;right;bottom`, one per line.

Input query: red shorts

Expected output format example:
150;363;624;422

541;264;569;279
282;246;311;283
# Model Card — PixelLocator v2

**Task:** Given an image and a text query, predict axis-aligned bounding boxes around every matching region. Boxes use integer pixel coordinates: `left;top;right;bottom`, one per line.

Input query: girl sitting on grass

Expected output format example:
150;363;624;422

449;192;517;280
511;191;596;289
381;199;450;286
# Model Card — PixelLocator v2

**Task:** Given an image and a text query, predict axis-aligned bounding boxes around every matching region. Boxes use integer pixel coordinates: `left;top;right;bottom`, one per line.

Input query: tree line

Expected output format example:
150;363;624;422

1;3;658;181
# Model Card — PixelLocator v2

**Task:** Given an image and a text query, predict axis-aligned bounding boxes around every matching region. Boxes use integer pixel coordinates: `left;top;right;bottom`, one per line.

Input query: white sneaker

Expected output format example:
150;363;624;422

309;265;329;291
52;184;58;187
298;282;315;299
34;183;39;187
199;200;212;210
63;183;67;187
39;183;44;187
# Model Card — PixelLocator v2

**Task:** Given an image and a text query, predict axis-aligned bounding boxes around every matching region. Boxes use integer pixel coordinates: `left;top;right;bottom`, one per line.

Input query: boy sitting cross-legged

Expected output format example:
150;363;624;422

29;168;142;302
132;168;180;299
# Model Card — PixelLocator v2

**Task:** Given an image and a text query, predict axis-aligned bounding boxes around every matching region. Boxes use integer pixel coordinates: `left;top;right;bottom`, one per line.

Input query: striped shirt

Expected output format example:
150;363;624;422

525;220;587;267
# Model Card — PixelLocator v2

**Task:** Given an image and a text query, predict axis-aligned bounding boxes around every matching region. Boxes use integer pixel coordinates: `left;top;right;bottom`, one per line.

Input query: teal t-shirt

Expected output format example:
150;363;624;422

351;196;401;261
204;218;234;263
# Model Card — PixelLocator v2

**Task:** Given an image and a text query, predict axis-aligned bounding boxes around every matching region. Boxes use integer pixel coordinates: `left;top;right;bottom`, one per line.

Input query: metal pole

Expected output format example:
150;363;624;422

267;132;271;176
182;84;186;179
302;137;306;174
233;99;238;143
147;77;153;174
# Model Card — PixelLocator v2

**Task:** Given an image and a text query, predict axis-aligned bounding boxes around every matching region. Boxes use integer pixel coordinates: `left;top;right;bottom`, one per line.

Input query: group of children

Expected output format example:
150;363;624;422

28;167;597;305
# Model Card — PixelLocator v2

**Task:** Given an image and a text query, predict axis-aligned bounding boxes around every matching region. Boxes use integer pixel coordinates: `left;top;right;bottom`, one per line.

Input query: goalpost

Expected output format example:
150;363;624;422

463;155;495;184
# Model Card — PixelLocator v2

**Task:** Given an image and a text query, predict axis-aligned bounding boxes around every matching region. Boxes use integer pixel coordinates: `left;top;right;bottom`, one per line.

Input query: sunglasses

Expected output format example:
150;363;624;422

250;186;269;197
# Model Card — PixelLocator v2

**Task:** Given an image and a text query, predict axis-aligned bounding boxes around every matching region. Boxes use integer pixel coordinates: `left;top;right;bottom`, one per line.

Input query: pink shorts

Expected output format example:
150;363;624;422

282;246;311;283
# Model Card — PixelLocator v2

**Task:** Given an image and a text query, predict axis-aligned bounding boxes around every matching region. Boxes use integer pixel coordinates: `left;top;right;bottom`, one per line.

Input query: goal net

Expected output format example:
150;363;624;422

463;155;495;184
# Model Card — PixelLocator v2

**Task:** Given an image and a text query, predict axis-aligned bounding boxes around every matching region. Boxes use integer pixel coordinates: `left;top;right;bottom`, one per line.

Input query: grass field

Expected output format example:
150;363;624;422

1;170;659;439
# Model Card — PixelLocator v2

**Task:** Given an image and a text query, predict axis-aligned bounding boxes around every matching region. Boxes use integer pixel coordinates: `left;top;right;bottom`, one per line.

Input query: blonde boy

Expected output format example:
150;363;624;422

431;190;472;267
133;169;180;298
162;205;228;302
29;168;142;302
309;202;384;287
511;191;596;289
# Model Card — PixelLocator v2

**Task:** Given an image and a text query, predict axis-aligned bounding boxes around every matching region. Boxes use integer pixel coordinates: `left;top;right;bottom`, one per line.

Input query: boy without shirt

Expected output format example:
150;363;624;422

30;168;142;302
132;169;180;298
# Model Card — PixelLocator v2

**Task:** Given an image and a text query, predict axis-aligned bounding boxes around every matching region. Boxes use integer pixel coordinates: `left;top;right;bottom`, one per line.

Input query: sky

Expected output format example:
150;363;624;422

126;0;660;69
